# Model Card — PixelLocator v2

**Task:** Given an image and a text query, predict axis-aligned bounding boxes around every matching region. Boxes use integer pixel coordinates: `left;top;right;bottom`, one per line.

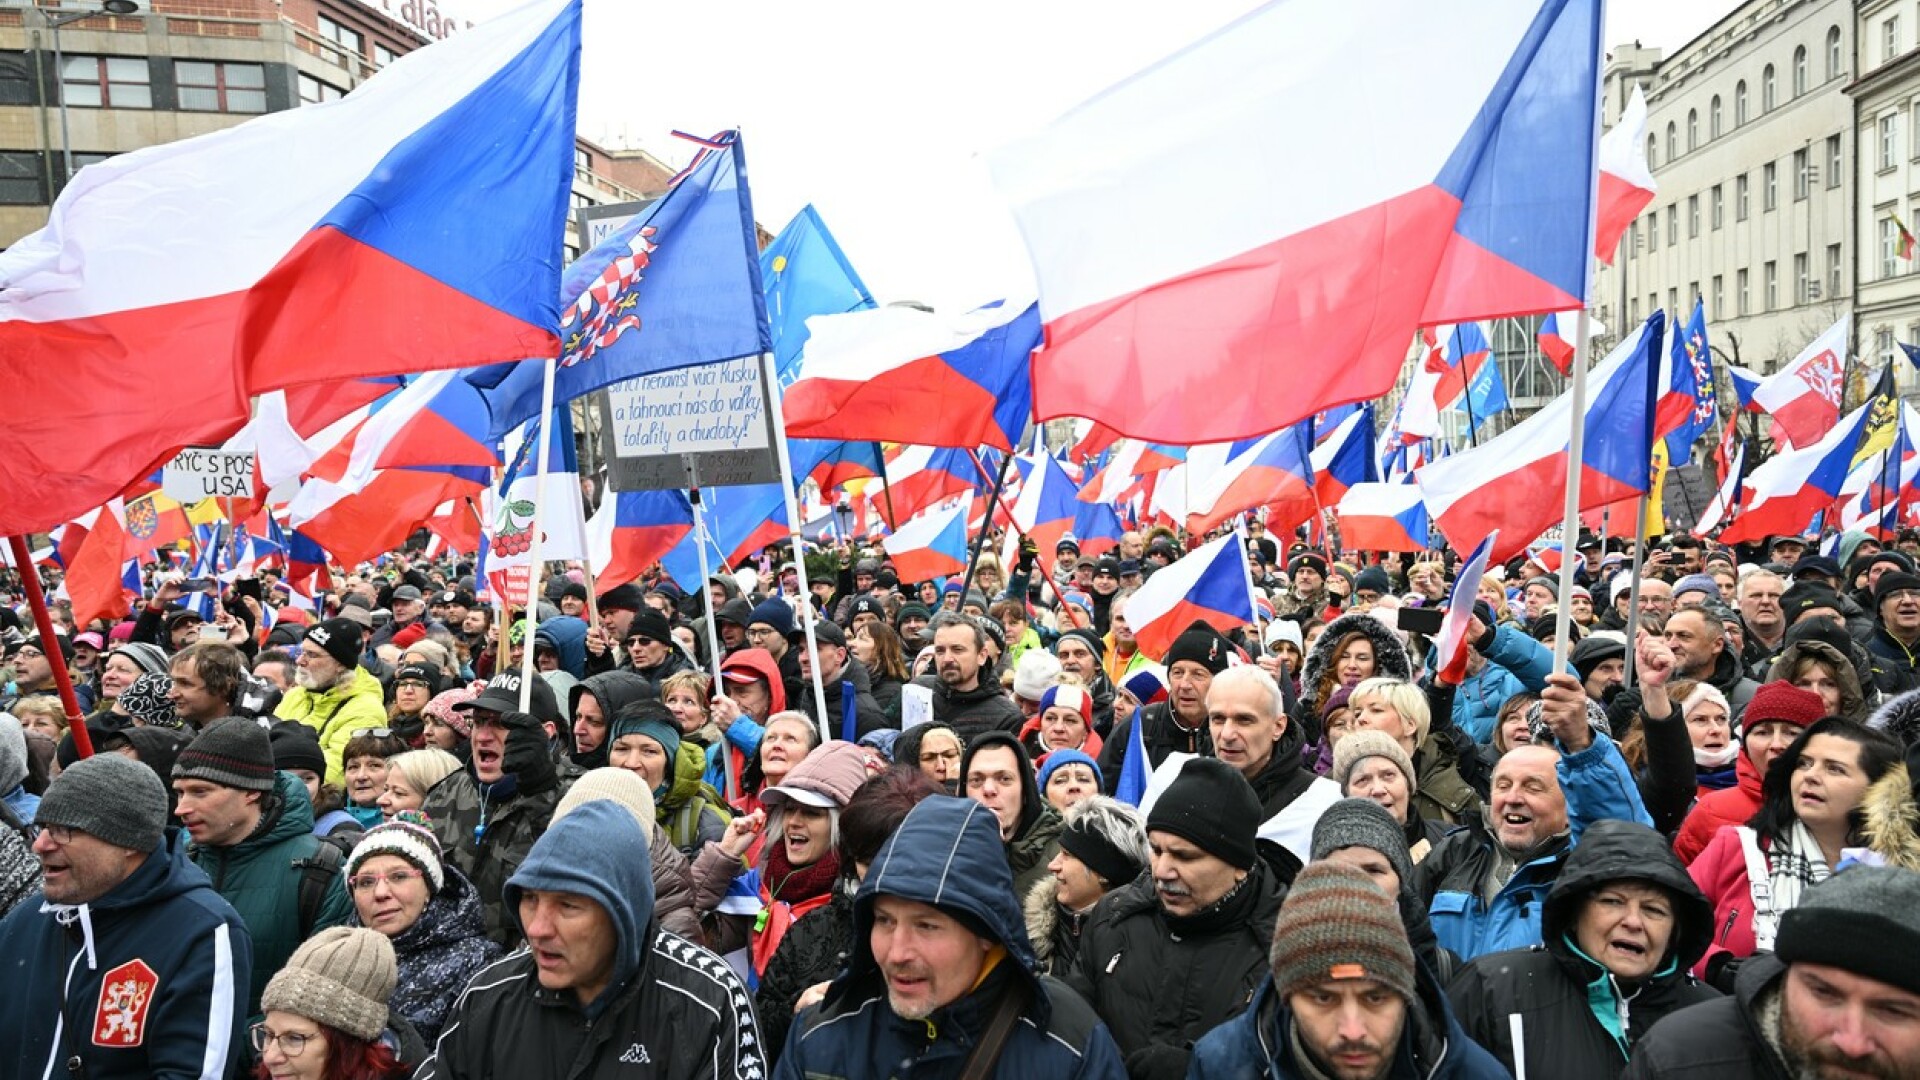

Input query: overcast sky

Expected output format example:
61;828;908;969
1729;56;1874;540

454;0;1733;310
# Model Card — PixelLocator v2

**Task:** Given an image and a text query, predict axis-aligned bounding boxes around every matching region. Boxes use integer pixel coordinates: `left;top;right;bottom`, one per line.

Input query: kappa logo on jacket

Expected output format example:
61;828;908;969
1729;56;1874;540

92;958;158;1047
619;1042;650;1064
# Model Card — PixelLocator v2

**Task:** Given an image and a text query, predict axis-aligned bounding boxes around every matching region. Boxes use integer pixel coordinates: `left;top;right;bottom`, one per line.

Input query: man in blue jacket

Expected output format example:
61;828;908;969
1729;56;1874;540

0;753;253;1080
778;795;1127;1079
1191;861;1506;1079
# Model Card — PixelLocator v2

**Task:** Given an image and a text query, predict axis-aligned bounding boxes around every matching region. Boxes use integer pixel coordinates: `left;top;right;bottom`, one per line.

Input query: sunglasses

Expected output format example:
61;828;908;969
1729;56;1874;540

348;727;393;739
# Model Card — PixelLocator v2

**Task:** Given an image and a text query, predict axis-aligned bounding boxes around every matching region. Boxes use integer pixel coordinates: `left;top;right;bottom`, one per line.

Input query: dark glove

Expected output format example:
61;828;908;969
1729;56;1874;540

1123;1043;1191;1080
1017;536;1039;573
1706;950;1747;995
500;712;557;793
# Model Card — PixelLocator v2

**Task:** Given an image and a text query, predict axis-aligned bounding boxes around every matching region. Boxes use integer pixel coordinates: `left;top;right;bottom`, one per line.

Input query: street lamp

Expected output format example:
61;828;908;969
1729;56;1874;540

47;0;140;189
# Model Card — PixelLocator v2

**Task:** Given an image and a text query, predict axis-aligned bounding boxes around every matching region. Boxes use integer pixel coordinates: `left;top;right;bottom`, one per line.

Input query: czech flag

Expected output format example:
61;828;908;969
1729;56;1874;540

880;446;981;528
1537;311;1578;376
1434;533;1496;685
783;301;1040;452
987;0;1601;445
1010;451;1084;584
1417;312;1664;563
1594;85;1657;264
0;0;579;536
65;500;136;626
882;501;972;583
1727;363;1765;412
1335;483;1431;552
1719;400;1875;545
1124;533;1256;660
1186;424;1318;535
1311;406;1377;506
1751;315;1849;449
588;490;695;591
1073;500;1128;559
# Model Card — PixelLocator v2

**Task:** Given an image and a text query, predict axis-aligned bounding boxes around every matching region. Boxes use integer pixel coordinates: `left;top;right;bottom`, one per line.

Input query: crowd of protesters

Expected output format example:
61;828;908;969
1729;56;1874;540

0;521;1918;1079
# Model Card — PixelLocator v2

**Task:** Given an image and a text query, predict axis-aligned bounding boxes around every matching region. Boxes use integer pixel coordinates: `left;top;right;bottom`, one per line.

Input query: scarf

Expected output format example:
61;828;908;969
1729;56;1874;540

1694;743;1740;770
750;840;841;977
1766;819;1832;916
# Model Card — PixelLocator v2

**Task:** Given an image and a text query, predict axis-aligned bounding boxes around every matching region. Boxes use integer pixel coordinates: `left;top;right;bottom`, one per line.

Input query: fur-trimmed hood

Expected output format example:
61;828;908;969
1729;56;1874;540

1298;611;1412;711
1869;688;1920;749
1862;762;1920;871
1768;640;1867;723
1023;874;1063;967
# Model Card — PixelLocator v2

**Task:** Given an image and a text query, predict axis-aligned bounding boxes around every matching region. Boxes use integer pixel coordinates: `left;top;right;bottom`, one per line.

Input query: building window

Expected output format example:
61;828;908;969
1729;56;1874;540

1794;45;1808;96
1883;216;1902;278
1886;16;1901;63
1711;184;1724;229
1829;25;1844;79
1762;64;1776;111
1630;297;1640;324
297;73;342;105
1666;121;1677;161
1794;148;1811;200
1879;328;1898;365
1883;113;1900;170
373;44;396;69
1668;288;1678;315
1712;275;1724;320
1828;134;1843;186
316;14;364;58
1709;95;1722;139
1737;268;1751;315
1647;208;1658;250
1828;243;1843;297
60;55;150;109
1646;133;1657;168
1688;194;1700;237
1736;173;1750;220
1764;261;1778;310
1627;220;1638;259
1735;80;1749;124
1763;162;1777;210
175;61;265;114
1687;109;1698;150
1667;202;1678;245
1795;253;1811;303
0;149;41;204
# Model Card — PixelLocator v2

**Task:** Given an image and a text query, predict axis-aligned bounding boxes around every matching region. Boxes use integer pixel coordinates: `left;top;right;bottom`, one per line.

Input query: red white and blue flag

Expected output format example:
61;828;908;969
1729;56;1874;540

1752;316;1849;449
1335;483;1431;552
587;490;695;593
1124;533;1256;660
1010;451;1083;583
1434;533;1496;685
1594;85;1657;264
882;501;972;583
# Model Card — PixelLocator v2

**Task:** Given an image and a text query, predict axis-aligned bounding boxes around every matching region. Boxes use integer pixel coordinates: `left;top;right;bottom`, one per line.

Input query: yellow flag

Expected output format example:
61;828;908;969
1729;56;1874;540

184;498;226;525
1643;441;1669;537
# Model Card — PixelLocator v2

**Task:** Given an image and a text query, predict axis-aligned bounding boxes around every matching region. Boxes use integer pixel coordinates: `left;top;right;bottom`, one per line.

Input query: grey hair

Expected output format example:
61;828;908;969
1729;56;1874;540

928;610;987;650
1206;664;1284;720
762;803;840;872
1062;795;1150;886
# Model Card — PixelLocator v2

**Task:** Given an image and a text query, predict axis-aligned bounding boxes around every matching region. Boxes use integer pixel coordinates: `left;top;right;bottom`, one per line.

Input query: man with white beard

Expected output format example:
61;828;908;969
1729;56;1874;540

272;618;390;786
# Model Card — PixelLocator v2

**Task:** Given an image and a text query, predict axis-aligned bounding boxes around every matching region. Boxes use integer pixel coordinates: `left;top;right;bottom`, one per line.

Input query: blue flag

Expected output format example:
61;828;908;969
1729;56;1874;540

763;205;876;386
1664;297;1716;458
1114;705;1151;807
480;132;770;439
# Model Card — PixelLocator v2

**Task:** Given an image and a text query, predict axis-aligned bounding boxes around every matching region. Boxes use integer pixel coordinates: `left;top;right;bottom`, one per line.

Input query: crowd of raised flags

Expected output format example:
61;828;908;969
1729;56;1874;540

6;0;1920;1078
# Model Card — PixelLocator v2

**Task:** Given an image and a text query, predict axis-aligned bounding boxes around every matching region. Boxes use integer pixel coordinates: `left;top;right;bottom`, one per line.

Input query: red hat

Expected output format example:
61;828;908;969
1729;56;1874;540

1744;680;1826;730
1039;684;1094;729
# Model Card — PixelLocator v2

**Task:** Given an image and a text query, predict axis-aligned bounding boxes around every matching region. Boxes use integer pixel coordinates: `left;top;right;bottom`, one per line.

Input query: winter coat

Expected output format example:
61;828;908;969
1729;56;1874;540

869;672;904;727
1687;825;1783;975
420;763;562;946
1190;963;1508;1080
1450;625;1560;743
1619;954;1795;1079
0;829;253;1080
0;798;40;919
1861;761;1920;870
1009;803;1065;900
188;770;353;1016
1863;625;1920;698
1448;820;1720;1080
567;670;654;757
1247;721;1345;868
1700;648;1760;717
1671;750;1764;865
755;884;855;1065
648;825;705;944
1630;694;1705;838
1413;730;1652;961
1024;874;1096;980
1413;726;1485;829
794;656;889;741
1073;860;1284;1079
914;672;1024;744
1295;612;1414;740
274;665;391;787
658;738;732;858
357;863;502;1046
532;615;591;678
419;800;765;1080
1095;700;1211;794
780;796;1127;1080
1868;683;1920;748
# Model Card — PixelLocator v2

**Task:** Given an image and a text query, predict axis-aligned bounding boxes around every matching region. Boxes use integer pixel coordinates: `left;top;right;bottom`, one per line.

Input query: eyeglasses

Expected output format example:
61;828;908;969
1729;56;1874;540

28;823;74;845
250;1024;318;1057
13;647;42;660
348;727;393;739
625;636;660;648
745;626;779;638
395;679;432;690
349;868;425;893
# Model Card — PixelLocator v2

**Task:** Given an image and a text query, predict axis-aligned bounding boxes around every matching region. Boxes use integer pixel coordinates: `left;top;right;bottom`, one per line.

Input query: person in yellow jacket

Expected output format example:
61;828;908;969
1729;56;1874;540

274;618;390;787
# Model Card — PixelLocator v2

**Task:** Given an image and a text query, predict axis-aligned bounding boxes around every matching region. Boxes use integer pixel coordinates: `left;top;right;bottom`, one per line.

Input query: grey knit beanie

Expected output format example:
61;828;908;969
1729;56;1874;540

1523;696;1612;745
1331;730;1418;797
1310;797;1415;890
0;713;25;792
173;717;277;792
260;927;396;1042
37;753;169;853
1778;865;1920;998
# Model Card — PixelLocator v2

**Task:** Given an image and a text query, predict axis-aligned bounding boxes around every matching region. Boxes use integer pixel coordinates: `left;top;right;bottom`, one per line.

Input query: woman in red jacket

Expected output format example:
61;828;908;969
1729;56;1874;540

1687;717;1901;992
1671;680;1824;864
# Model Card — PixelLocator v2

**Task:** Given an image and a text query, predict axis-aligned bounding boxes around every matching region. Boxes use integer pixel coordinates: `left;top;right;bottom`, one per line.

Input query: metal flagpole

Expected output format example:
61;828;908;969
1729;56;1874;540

959;447;1016;603
685;456;726;687
1621;495;1651;686
515;357;559;712
760;351;833;741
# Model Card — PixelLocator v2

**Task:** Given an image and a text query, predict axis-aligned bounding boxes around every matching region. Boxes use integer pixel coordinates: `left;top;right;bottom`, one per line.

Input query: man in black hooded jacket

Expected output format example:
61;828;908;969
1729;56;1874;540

962;732;1064;899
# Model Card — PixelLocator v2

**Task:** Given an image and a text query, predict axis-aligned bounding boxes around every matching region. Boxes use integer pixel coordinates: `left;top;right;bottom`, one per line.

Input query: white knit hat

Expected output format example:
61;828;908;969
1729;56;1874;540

345;816;445;894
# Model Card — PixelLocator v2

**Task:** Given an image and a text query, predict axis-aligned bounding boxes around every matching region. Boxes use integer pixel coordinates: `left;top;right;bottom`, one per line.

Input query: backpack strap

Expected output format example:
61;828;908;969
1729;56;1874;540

1736;826;1778;951
294;839;347;939
958;975;1033;1080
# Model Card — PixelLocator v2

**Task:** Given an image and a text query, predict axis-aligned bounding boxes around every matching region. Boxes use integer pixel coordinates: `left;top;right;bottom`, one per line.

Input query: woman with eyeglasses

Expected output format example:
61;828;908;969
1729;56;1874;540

384;662;440;749
254;926;414;1079
343;815;499;1047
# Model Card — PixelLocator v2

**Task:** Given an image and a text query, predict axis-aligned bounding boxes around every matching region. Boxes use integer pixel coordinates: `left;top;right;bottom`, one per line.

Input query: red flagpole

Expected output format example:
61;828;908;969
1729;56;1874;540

9;535;92;758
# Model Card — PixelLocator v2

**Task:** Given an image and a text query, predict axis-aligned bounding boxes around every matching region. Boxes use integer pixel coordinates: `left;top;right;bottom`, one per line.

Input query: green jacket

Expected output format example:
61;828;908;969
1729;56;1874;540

188;771;353;1017
274;666;389;787
420;766;562;947
658;739;732;857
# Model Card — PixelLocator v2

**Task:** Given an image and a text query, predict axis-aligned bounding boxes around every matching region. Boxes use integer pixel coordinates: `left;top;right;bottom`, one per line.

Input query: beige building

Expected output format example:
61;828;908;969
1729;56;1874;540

1593;0;1855;387
1849;0;1920;392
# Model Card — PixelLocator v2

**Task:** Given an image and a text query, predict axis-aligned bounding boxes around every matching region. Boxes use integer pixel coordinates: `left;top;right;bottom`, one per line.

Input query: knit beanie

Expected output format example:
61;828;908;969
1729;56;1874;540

1320;683;1357;723
1011;650;1063;702
1055;627;1105;660
304;618;364;670
747;598;795;638
1331;730;1417;797
173;717;277;792
346;813;445;894
1310;797;1415;889
1122;665;1169;707
1679;682;1731;722
260;927;396;1042
1058;804;1144;887
1778;865;1920;998
1038;748;1104;793
1569;635;1627;683
1672;574;1721;601
1269;861;1418;1005
1877;571;1920;608
1038;684;1094;729
1744;680;1827;731
423;686;479;740
552;766;656;840
608;701;680;764
1523;696;1613;746
1352;565;1392;595
1164;623;1233;674
36;752;169;853
1146;757;1261;870
0;713;25;792
268;723;328;778
118;672;180;729
1780;581;1845;625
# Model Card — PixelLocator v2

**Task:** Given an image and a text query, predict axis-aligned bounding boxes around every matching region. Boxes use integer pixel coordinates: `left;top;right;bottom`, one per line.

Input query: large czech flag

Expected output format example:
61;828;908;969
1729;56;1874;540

1125;533;1256;661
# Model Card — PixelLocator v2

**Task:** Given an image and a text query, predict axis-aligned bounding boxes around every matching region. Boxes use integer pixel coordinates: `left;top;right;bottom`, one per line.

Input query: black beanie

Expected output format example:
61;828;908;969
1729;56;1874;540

304;618;363;670
1780;581;1844;626
1146;757;1260;869
269;722;328;778
1876;571;1920;608
1164;622;1232;674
